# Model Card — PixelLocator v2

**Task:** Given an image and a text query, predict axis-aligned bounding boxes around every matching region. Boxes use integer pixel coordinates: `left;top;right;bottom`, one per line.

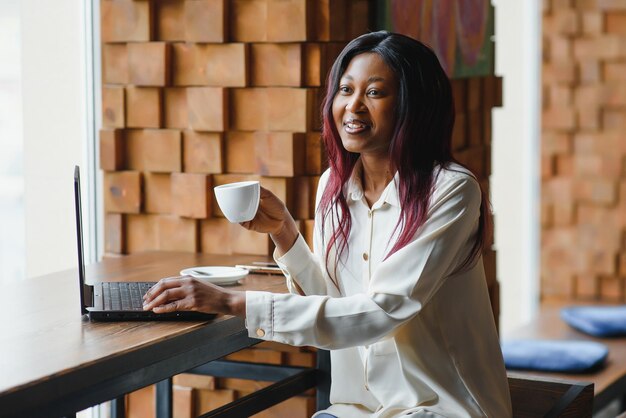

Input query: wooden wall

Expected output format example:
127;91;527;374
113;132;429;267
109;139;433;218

541;0;626;302
99;1;501;416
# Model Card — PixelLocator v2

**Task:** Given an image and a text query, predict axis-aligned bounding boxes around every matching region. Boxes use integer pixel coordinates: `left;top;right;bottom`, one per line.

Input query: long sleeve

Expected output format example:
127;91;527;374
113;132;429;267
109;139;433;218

245;172;482;350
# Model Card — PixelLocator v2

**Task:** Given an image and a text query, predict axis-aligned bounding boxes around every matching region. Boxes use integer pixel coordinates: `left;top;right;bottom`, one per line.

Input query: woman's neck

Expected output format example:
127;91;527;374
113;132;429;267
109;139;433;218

360;155;393;207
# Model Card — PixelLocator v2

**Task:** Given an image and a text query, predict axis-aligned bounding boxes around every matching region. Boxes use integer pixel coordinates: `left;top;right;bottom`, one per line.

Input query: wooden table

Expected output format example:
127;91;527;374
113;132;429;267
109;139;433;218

0;252;289;418
504;301;626;413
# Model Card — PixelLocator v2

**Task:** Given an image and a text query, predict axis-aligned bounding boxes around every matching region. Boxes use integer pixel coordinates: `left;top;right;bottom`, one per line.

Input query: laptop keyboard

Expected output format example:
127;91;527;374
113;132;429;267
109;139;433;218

102;282;154;311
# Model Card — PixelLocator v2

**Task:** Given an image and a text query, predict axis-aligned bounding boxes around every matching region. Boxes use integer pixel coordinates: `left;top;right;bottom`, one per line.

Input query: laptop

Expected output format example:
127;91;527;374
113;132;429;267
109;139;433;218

74;166;215;321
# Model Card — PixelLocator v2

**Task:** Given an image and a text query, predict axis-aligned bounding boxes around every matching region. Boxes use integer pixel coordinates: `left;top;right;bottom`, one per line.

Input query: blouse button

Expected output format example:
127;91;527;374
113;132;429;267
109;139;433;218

363;252;369;261
255;328;266;337
367;211;372;218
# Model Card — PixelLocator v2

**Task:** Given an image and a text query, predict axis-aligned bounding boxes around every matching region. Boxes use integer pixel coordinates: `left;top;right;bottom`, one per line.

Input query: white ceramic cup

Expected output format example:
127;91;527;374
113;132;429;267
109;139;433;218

214;181;260;223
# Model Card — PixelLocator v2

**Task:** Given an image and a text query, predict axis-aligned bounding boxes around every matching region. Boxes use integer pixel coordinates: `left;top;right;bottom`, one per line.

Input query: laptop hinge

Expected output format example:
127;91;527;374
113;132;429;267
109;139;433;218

83;283;94;309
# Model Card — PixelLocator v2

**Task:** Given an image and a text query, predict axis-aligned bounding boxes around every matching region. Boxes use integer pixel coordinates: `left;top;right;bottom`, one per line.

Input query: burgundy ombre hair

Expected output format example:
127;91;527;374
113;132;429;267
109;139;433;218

318;31;492;282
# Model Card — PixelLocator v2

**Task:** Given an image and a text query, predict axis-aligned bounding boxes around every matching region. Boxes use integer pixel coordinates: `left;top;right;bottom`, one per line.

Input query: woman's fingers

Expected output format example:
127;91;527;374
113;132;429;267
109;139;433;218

143;284;187;311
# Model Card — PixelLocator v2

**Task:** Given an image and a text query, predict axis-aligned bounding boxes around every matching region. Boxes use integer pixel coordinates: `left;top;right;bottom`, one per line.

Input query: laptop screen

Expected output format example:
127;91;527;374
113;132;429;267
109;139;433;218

74;166;91;315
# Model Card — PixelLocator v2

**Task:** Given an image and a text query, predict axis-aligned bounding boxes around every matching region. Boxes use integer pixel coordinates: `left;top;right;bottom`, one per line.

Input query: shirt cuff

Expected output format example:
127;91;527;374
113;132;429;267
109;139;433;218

273;233;312;278
245;290;273;340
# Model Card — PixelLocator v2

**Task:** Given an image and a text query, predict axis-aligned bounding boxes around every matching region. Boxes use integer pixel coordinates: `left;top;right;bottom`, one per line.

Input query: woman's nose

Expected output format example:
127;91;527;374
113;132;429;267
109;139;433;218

345;94;366;113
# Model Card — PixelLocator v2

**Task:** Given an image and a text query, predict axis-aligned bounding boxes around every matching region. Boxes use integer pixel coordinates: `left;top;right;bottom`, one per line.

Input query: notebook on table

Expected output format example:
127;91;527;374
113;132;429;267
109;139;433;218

74;166;215;321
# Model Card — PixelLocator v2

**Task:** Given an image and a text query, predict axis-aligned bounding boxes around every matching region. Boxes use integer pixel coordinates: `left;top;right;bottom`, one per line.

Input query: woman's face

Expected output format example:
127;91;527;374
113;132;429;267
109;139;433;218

332;52;399;158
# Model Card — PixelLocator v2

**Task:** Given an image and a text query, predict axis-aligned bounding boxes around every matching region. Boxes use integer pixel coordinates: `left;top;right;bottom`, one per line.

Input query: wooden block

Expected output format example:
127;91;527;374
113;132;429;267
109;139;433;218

171;172;211;218
581;11;604;35
156;0;185;41
348;0;369;39
125;86;162;128
251;43;302;87
100;129;125;171
293;176;312;220
173;385;194;418
225;131;256;173
267;0;312;42
218;377;271;392
255;132;305;176
604;62;626;81
126;384;155;418
173;374;216;390
104;171;142;213
305;132;327;175
187;87;228;131
603;109;626;130
619;253;626;276
262;176;294;212
195;389;236;416
101;0;151;42
105;213;126;254
313;0;348;41
229;88;268;131
574;274;599;300
599;276;624;301
542;107;577;131
126;129;182;172
102;43;129;84
467;110;483;146
184;0;227;42
467;78;482;111
157;215;198;252
183;131;223;173
128;42;170;86
574;179;617;205
102;86;125;128
171;43;204;86
451;113;467;151
164;88;188;129
454;146;484;179
303;219;314;250
144;173;172;214
607;12;626;34
303;43;323;86
224;347;283;364
285;351;315;367
126;214;159;253
451;80;467;112
195;43;248;87
542;61;577;85
230;0;267;42
230;223;274;255
267;88;313;132
200;218;232;254
574;36;626;60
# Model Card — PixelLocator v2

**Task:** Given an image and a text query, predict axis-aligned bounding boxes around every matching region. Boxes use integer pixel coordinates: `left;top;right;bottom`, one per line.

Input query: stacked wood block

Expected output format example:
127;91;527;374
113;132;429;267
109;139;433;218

100;0;371;257
541;0;626;302
450;76;503;325
101;1;366;417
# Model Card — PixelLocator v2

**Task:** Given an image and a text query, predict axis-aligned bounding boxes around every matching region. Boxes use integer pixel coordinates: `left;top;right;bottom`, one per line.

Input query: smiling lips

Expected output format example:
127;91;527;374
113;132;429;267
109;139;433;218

344;118;371;134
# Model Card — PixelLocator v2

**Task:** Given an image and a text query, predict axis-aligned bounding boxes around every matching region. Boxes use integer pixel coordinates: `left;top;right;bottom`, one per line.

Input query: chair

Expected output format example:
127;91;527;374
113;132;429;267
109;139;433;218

508;373;594;418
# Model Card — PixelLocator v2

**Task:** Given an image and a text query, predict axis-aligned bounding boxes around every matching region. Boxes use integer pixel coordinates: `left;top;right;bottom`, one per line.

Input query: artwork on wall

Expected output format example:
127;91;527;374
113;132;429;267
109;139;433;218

373;0;495;78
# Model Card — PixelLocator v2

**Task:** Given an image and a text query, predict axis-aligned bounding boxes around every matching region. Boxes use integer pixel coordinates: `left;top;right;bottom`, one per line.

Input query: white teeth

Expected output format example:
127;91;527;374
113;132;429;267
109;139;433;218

346;122;366;129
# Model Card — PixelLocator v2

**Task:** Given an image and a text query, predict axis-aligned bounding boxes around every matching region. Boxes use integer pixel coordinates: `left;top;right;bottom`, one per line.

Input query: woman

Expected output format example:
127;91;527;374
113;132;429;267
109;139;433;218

143;31;512;418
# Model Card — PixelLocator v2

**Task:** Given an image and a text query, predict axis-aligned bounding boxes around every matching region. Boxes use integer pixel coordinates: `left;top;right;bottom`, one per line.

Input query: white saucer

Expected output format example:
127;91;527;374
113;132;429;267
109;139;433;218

180;266;249;285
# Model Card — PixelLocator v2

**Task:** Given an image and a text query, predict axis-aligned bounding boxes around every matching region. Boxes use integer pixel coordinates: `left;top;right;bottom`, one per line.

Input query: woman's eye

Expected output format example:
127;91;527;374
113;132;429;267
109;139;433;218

367;89;380;96
339;86;351;94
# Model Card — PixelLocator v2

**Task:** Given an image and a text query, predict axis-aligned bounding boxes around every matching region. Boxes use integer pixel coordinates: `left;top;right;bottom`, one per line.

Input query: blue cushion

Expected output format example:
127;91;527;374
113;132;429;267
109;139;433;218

501;339;608;373
561;305;626;337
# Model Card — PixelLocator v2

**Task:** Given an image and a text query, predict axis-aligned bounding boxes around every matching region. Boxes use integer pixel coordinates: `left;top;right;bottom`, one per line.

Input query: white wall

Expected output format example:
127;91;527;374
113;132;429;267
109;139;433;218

492;0;541;333
21;0;91;278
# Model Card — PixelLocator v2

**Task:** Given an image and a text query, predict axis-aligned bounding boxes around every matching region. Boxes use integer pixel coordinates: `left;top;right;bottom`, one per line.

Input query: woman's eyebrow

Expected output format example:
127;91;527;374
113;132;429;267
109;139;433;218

340;75;386;83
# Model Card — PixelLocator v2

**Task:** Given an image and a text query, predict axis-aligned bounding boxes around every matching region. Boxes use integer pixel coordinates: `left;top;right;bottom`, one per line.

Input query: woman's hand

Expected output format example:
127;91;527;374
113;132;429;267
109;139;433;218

240;186;299;256
142;276;246;316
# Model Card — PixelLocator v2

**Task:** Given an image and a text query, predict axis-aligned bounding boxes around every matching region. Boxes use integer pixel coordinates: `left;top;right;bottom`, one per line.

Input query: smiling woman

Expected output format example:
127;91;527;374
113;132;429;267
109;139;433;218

144;31;512;418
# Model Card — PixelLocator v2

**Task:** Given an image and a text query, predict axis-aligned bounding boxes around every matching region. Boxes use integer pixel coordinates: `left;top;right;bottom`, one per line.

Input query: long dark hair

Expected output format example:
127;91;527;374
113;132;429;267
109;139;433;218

319;31;491;285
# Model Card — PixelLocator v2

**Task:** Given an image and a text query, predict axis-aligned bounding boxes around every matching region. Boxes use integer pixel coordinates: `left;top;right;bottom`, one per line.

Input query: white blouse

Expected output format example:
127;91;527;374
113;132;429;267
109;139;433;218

245;161;512;418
